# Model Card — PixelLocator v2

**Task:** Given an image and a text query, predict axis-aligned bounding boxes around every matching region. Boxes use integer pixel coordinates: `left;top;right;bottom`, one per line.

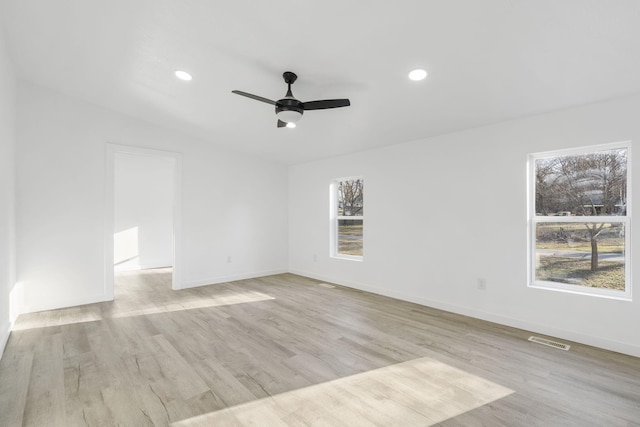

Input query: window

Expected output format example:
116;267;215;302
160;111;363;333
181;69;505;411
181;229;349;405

529;142;631;299
332;177;364;259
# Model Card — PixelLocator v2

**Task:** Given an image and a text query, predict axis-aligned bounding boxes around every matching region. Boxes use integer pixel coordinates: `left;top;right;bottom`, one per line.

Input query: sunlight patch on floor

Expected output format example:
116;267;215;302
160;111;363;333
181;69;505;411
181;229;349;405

12;291;275;330
11;307;104;331
172;357;514;426
109;291;275;319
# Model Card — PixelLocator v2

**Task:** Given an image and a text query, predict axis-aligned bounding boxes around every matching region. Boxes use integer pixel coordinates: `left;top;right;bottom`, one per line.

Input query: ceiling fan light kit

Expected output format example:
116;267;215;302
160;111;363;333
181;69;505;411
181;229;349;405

232;71;350;128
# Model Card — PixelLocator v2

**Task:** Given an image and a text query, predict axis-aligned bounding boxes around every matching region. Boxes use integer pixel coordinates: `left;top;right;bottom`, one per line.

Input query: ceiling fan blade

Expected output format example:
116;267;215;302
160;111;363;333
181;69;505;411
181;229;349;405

277;119;287;128
232;90;276;105
301;99;351;110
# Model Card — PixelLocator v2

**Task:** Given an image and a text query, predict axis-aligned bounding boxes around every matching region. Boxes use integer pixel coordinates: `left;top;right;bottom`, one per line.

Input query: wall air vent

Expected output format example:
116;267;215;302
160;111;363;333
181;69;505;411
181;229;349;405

528;336;570;351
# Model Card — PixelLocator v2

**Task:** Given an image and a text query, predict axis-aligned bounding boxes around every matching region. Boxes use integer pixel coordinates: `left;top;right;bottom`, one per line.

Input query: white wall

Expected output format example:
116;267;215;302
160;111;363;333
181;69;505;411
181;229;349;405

114;152;174;271
0;29;17;357
16;82;289;313
10;64;640;359
289;93;640;357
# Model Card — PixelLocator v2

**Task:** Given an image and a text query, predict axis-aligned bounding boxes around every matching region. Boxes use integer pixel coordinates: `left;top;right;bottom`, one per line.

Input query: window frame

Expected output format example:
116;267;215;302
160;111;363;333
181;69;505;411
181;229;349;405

527;141;632;301
330;176;364;261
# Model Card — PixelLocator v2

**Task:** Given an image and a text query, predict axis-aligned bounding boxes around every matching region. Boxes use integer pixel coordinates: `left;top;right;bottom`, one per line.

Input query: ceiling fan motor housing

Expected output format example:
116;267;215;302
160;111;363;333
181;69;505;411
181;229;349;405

276;98;304;122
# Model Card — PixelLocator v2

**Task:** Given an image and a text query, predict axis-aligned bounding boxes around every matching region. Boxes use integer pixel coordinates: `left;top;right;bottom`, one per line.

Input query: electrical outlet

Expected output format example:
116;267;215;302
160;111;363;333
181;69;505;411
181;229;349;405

477;278;486;290
227;256;232;263
313;254;317;262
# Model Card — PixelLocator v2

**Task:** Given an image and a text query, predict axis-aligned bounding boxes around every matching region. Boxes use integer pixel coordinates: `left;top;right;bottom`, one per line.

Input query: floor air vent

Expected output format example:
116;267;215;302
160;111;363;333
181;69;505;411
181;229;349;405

528;336;570;351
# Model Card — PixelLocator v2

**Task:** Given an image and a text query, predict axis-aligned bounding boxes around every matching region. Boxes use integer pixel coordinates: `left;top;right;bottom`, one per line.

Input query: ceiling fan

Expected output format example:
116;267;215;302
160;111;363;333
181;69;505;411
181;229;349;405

232;71;351;128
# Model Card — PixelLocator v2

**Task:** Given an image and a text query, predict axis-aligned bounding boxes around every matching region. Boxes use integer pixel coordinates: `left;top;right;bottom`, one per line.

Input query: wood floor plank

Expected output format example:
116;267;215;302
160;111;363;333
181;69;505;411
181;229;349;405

191;357;257;407
148;334;210;399
22;333;66;426
63;351;104;427
0;268;639;426
0;349;33;426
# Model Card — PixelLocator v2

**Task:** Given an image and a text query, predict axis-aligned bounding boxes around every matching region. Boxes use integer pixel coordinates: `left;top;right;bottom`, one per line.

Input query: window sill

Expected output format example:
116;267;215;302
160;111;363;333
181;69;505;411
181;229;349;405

331;254;363;262
528;281;632;301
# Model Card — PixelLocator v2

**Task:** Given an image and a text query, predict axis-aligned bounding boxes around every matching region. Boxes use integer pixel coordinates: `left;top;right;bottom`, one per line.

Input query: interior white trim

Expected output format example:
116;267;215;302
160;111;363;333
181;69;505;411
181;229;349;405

288;268;640;358
105;143;183;297
330;176;364;260
182;269;288;289
527;140;632;301
0;321;10;360
20;293;112;315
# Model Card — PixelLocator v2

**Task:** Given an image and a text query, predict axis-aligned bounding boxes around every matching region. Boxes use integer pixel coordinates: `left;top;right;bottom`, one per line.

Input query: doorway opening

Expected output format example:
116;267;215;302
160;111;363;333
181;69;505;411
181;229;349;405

105;144;182;300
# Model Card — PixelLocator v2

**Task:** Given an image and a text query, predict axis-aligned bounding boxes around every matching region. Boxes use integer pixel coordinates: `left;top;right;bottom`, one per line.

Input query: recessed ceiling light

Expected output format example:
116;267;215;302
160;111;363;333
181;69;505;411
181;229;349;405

175;70;192;81
408;69;428;81
286;122;296;129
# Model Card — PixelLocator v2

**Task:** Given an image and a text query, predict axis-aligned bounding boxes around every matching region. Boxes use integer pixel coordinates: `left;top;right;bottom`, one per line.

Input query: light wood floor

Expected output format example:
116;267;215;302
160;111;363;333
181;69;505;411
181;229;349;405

1;269;639;426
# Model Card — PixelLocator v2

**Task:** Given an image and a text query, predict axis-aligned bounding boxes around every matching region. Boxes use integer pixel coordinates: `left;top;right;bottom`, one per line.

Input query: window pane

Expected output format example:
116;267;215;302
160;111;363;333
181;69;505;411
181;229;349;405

337;179;364;216
338;219;363;256
535;222;625;291
535;148;627;216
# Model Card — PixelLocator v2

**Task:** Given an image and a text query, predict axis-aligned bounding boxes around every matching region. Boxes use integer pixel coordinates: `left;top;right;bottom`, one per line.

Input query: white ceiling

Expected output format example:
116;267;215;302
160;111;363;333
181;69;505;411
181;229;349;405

2;0;640;164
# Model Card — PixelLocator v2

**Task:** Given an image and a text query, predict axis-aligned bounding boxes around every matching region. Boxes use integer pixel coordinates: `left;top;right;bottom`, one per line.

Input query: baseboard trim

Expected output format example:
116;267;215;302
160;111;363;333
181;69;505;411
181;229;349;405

288;269;640;358
114;263;172;272
18;269;288;312
0;321;11;360
21;293;113;315
13;268;639;357
181;269;288;290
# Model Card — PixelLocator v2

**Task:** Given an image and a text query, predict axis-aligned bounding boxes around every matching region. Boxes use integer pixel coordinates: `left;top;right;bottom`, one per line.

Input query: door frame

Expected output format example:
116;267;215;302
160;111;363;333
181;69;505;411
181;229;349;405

104;143;183;298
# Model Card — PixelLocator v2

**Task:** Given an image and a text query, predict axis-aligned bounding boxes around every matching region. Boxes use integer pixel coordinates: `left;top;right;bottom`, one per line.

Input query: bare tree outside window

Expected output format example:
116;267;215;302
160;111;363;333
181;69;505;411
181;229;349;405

335;178;363;257
338;179;364;216
531;145;629;297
